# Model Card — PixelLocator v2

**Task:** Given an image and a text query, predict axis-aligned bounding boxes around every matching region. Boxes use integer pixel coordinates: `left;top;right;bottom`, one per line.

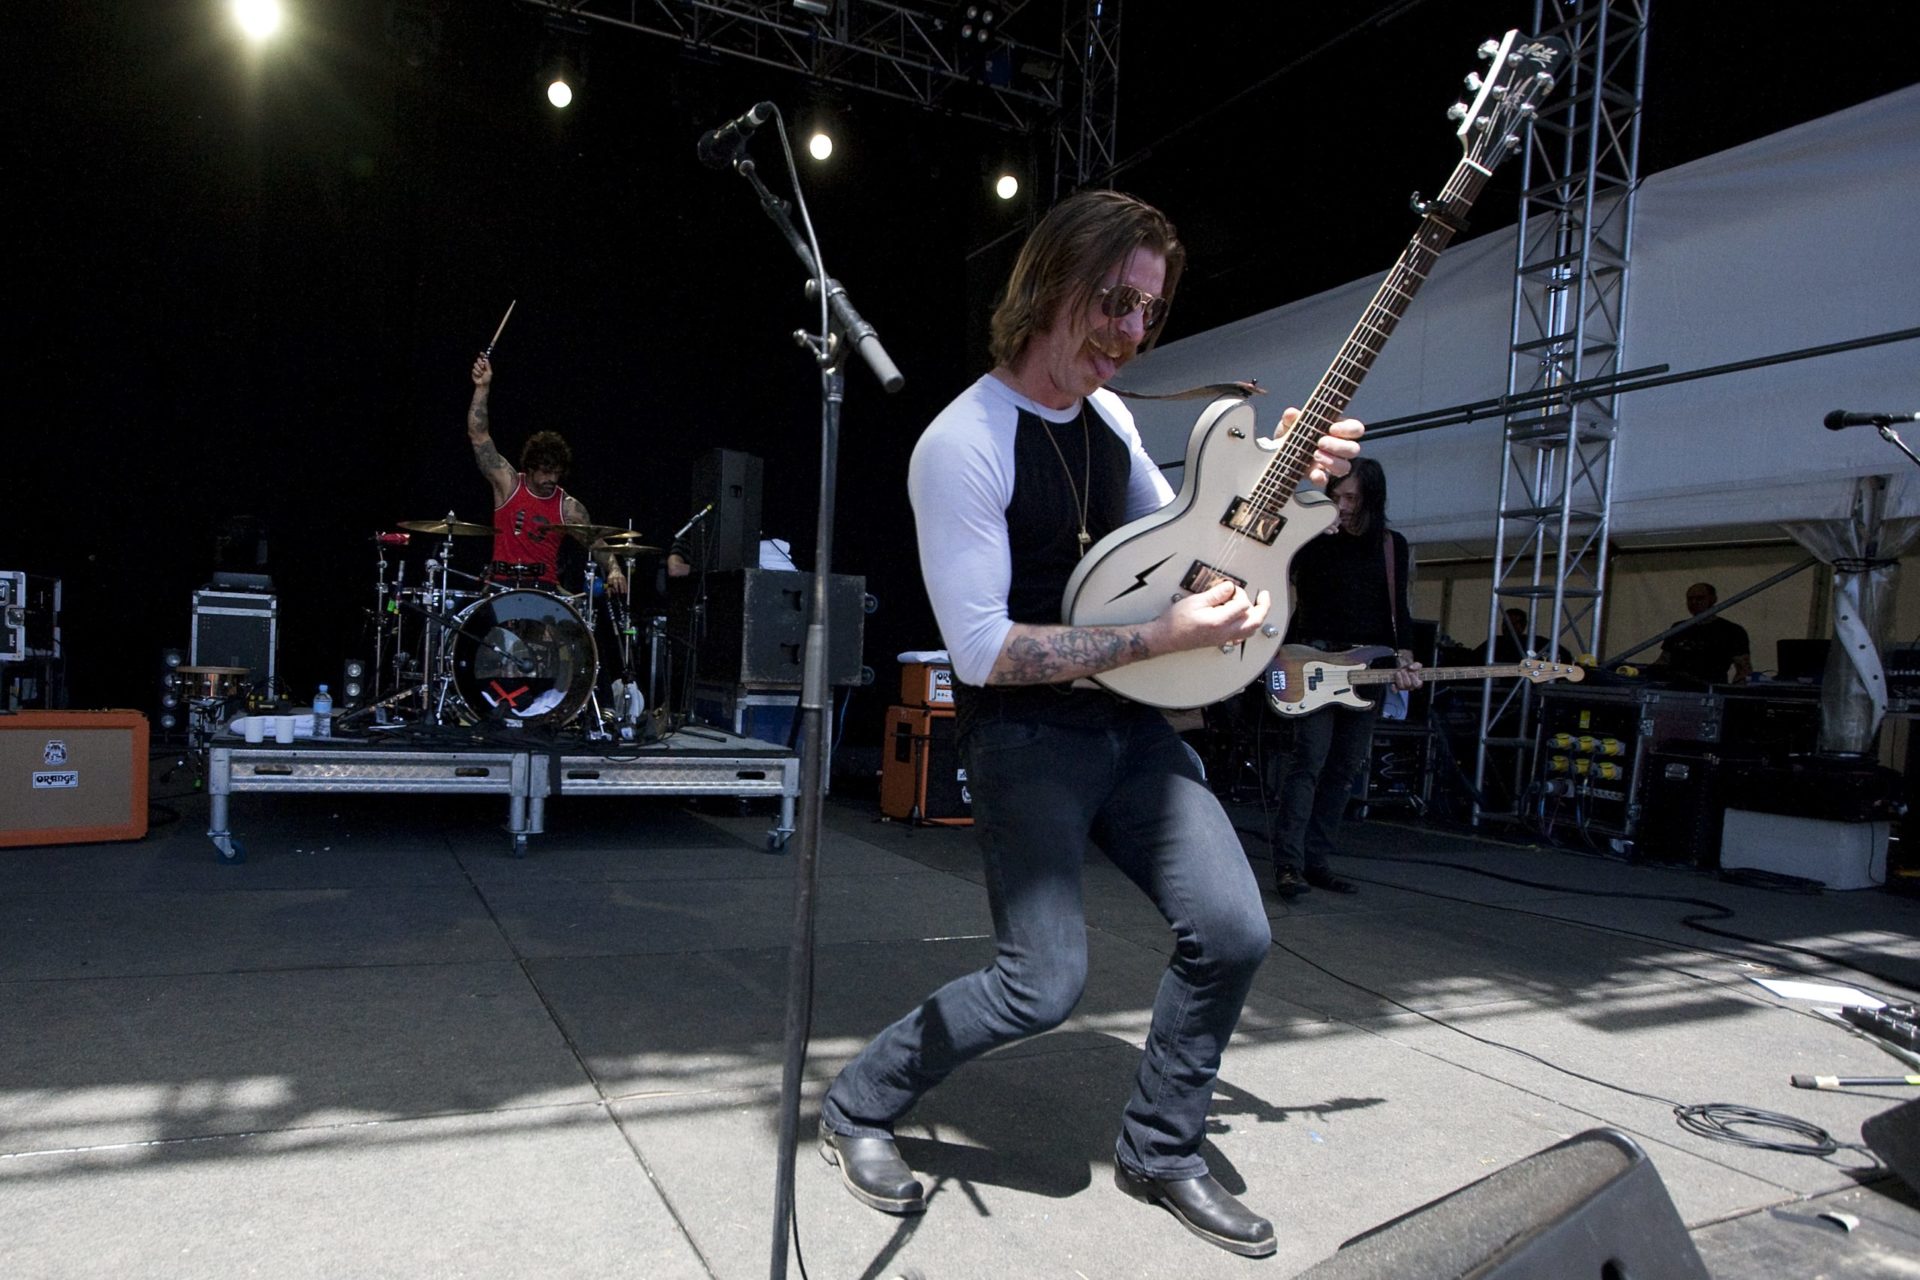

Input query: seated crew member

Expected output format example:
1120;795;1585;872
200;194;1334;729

1657;581;1752;685
467;354;625;595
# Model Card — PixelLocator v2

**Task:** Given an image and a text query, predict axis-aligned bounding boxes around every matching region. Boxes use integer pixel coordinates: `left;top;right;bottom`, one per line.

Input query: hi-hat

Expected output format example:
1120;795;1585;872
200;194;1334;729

594;533;662;555
551;523;625;543
397;517;493;537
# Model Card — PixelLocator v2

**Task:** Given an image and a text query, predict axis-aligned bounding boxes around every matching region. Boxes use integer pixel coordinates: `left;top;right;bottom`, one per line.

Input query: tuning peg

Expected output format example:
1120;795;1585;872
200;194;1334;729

1478;38;1501;59
1464;72;1484;92
1447;101;1470;123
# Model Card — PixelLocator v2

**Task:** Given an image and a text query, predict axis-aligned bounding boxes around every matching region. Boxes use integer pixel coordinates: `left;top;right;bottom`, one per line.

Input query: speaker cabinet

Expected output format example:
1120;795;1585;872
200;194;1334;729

880;706;970;825
1298;1128;1708;1279
1;710;150;847
191;588;278;690
689;448;764;572
691;569;866;688
1864;1096;1920;1194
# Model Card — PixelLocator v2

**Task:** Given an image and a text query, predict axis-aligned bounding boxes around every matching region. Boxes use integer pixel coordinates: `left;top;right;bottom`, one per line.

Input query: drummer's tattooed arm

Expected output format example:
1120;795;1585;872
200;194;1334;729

467;358;515;504
564;496;618;583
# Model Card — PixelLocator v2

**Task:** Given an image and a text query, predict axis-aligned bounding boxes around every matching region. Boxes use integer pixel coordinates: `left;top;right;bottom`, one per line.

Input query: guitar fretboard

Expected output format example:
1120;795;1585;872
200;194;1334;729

1343;663;1551;685
1249;156;1494;515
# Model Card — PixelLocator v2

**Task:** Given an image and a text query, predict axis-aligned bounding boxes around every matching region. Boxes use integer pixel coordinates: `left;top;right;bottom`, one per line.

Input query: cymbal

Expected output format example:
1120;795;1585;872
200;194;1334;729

593;533;662;556
398;517;493;537
551;522;625;542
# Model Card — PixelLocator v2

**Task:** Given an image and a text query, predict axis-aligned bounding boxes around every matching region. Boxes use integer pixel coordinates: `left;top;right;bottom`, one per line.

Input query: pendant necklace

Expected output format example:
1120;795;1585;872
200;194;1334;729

1040;410;1093;556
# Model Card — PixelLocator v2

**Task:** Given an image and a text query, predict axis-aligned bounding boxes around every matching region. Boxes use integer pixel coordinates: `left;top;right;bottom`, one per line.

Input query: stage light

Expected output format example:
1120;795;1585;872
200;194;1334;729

808;131;834;161
538;15;588;111
995;173;1019;200
231;0;283;42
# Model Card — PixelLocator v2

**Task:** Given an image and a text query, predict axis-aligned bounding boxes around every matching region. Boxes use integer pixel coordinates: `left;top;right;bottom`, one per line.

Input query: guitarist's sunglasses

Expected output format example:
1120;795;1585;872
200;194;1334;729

1096;284;1170;330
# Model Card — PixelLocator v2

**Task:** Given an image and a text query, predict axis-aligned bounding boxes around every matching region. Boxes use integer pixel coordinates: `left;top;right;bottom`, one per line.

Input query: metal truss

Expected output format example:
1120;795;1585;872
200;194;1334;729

1474;0;1650;823
1053;0;1120;195
517;0;1071;133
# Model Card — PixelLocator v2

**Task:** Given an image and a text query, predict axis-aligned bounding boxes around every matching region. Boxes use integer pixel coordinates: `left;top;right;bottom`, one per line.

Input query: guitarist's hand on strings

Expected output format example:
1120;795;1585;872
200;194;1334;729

1391;648;1425;691
1166;581;1271;654
1280;405;1365;488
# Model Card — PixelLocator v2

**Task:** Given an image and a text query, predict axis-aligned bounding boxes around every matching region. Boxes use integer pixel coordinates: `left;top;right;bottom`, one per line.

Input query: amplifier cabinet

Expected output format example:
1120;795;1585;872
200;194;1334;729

191;589;279;690
880;705;970;826
690;569;866;688
1;710;149;847
899;662;954;708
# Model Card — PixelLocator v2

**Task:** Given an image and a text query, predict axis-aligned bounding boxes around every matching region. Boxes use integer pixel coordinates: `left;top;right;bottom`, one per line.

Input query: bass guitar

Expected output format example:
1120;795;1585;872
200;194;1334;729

1061;29;1568;709
1261;644;1583;718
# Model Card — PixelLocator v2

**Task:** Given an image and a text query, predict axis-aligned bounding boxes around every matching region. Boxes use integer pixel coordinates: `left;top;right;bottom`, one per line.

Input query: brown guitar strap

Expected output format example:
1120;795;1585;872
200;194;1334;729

1109;380;1267;402
1383;533;1399;647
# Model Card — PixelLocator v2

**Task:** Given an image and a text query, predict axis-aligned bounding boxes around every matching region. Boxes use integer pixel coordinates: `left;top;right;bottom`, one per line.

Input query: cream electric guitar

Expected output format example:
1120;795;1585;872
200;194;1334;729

1061;30;1568;709
1262;644;1583;717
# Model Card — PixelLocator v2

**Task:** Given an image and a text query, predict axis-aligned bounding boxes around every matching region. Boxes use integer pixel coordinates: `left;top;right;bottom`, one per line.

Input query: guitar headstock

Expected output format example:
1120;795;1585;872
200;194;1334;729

1451;29;1569;167
1518;659;1585;684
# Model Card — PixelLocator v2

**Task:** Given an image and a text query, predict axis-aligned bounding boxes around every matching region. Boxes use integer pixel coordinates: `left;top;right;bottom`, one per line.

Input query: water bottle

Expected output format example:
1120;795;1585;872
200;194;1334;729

313;683;333;738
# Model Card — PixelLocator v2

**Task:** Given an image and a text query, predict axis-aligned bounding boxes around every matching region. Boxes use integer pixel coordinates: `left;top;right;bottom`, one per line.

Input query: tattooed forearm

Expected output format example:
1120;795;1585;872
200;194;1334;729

473;437;508;472
991;625;1153;686
467;395;491;442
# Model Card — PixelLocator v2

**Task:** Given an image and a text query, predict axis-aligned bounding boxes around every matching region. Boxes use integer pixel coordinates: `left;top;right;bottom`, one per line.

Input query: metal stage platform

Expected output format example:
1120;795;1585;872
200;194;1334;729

205;724;800;862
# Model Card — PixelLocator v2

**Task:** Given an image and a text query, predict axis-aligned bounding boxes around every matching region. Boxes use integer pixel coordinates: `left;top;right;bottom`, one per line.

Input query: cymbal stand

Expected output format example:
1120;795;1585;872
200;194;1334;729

578;558;613;741
419;514;460;721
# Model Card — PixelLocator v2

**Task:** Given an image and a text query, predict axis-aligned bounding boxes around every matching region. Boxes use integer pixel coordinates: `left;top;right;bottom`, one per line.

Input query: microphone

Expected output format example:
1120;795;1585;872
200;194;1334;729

674;503;715;539
697;102;776;169
1825;409;1920;430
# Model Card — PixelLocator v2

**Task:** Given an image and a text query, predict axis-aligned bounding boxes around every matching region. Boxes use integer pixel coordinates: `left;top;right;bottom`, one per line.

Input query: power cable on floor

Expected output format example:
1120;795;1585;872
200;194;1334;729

1336;849;1920;1000
1268;929;1878;1163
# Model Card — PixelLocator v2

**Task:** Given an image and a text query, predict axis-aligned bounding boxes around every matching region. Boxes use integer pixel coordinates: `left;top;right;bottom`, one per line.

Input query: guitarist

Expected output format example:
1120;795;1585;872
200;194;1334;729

1268;458;1423;900
818;190;1364;1258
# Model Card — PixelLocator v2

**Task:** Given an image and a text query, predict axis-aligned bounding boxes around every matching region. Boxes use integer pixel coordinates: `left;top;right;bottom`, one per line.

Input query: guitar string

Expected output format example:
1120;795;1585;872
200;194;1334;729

1179;73;1538;615
1213;158;1487;585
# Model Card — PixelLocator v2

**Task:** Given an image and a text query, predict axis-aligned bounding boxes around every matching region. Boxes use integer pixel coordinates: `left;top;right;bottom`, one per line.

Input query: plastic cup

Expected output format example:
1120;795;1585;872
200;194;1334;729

244;718;265;744
274;717;295;744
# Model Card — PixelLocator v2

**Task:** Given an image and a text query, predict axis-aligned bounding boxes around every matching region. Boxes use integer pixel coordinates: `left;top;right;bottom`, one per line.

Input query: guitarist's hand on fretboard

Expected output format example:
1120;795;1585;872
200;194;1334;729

1390;650;1425;691
1302;410;1365;488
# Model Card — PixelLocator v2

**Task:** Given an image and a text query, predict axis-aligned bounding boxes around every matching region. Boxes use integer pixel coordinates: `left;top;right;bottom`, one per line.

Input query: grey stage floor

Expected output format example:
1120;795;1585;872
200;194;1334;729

4;763;1919;1278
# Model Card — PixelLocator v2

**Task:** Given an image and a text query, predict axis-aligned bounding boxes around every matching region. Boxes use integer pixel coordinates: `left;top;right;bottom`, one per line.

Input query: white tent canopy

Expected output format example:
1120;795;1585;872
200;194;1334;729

1122;84;1920;554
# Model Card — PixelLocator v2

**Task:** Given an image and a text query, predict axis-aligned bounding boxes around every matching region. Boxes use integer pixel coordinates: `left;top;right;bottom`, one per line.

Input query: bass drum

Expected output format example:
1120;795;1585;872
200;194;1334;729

450;589;598;728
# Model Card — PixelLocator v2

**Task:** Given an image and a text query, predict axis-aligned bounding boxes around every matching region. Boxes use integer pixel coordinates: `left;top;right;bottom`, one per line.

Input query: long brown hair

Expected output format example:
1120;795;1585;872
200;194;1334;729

989;189;1185;369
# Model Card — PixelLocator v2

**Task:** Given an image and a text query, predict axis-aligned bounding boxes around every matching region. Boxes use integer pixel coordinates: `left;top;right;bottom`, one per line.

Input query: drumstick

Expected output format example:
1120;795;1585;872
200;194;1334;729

483;300;517;356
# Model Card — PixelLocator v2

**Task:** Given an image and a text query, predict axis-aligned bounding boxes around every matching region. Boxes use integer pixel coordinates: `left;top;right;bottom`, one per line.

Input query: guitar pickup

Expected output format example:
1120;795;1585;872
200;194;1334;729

1222;497;1285;545
1181;561;1247;594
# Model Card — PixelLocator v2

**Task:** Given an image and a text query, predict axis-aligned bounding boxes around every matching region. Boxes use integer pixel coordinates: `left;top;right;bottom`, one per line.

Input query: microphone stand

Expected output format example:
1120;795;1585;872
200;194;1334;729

713;115;904;1280
1869;422;1920;470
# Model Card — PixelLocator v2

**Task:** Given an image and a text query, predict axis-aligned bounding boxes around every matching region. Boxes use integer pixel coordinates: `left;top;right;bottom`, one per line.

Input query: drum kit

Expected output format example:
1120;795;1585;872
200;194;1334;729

357;511;678;739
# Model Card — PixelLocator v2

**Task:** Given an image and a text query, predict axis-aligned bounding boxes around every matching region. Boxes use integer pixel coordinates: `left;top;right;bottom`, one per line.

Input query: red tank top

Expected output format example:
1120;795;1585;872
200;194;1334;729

493;476;567;583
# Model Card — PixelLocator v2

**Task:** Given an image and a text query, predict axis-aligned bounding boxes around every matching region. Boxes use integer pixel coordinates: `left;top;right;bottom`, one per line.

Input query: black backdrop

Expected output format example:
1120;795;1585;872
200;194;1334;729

12;2;1914;746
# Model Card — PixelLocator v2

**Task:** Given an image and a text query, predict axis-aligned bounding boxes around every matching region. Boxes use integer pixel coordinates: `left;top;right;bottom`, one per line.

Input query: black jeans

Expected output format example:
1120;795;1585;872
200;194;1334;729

822;703;1271;1180
1267;704;1378;875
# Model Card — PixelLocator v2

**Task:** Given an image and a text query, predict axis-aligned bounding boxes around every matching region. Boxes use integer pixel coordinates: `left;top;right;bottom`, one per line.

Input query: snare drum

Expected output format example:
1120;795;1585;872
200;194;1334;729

450;589;597;727
176;666;249;701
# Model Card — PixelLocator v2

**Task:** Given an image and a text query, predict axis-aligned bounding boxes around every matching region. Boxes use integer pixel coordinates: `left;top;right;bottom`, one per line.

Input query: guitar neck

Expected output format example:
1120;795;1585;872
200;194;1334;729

1346;663;1539;686
1253;155;1493;507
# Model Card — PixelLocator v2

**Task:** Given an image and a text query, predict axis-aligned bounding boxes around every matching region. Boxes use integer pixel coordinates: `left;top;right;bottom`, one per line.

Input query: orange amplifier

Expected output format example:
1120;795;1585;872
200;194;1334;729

1;710;150;847
879;705;971;826
898;662;955;708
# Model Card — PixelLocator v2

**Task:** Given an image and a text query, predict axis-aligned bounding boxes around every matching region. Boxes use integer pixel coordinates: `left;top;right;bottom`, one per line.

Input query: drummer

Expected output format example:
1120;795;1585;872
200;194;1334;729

467;354;627;596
